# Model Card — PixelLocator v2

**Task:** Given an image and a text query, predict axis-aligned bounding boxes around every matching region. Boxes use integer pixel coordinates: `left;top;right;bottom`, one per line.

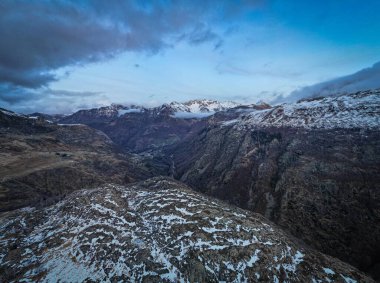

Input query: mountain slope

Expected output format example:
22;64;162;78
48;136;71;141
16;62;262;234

0;109;157;212
167;90;380;278
0;177;373;282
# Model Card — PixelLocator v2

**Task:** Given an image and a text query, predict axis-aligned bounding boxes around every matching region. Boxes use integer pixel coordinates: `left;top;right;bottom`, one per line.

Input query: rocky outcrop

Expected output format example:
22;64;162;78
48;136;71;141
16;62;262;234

0;177;373;282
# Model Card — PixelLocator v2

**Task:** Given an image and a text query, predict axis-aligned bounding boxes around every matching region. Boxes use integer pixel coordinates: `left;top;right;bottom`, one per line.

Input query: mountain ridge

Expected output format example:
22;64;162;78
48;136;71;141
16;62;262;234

223;89;380;130
0;177;374;282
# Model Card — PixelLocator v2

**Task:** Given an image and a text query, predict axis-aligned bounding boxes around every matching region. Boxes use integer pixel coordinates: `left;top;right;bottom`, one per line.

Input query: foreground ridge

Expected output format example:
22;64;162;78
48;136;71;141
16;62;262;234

0;177;372;282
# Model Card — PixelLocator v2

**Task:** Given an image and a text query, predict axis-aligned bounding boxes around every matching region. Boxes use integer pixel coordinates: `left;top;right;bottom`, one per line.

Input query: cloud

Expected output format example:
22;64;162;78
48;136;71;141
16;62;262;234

274;61;380;103
0;85;39;104
0;86;109;114
0;0;262;90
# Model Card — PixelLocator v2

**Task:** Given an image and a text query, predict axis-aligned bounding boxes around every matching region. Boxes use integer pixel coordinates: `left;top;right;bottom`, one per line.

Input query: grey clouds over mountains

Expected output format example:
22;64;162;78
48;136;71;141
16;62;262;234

0;0;262;112
275;61;380;103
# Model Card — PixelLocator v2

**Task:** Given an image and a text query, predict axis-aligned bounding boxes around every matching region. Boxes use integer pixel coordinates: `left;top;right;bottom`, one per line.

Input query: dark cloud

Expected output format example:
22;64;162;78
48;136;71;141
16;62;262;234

0;84;39;104
0;68;57;89
275;61;380;103
0;0;261;90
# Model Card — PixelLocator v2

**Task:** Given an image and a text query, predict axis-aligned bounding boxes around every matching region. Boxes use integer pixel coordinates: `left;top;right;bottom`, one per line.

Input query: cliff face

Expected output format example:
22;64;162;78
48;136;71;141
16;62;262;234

167;91;380;277
0;177;373;282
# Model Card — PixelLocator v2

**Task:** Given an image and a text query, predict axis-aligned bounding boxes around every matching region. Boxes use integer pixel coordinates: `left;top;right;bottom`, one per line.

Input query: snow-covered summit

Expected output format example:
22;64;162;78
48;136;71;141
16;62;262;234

182;99;239;112
223;89;380;129
67;100;239;120
166;99;240;118
95;104;144;117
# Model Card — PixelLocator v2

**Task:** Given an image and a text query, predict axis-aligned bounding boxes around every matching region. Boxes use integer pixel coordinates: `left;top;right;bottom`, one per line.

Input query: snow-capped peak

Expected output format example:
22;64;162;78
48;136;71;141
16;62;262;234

167;99;240;119
182;99;240;112
87;104;145;118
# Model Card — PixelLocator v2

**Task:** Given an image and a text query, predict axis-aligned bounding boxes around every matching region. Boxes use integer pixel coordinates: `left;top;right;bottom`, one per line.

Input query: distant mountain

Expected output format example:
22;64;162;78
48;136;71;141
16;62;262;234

275;62;380;103
167;99;240;118
27;112;67;123
59;99;241;152
0;177;373;282
58;103;144;124
226;89;380;129
61;99;240;123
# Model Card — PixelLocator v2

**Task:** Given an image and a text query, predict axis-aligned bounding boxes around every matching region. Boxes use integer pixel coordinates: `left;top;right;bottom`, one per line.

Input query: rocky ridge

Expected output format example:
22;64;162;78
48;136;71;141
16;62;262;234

60;99;239;124
223;90;380;129
0;177;373;282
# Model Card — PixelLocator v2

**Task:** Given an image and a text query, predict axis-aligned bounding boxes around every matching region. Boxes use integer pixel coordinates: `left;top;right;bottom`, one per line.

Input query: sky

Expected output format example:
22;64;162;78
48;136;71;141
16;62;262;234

0;0;379;114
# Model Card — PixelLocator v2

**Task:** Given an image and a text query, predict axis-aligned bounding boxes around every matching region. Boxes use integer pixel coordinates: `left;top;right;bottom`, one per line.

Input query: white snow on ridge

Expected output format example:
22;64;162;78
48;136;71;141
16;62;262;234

169;99;240;119
183;100;239;113
0;108;26;118
225;90;380;129
0;179;366;283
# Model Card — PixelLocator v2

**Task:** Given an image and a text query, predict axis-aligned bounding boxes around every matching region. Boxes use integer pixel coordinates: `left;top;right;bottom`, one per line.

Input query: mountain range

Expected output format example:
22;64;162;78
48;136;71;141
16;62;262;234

1;89;379;282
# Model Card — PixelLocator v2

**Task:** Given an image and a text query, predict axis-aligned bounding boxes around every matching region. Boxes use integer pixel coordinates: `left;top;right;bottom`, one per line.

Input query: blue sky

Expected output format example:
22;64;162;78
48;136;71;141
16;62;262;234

0;0;379;113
